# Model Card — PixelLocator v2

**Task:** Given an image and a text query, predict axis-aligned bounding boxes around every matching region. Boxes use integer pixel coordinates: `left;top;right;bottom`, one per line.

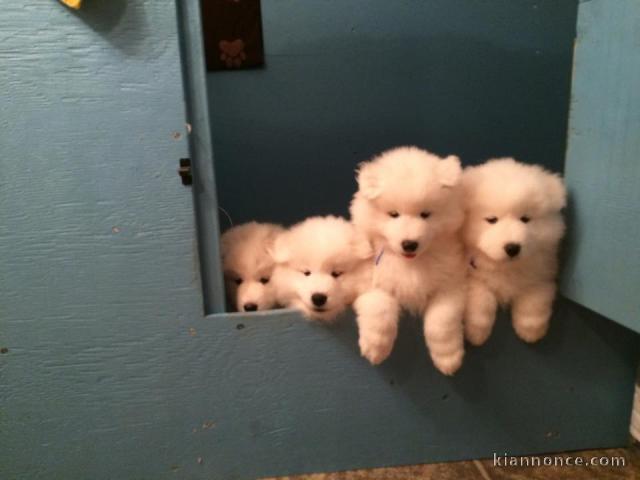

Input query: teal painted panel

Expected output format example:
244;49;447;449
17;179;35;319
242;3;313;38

2;1;639;479
0;0;204;476
2;300;638;479
176;0;226;313
561;0;640;332
209;0;578;226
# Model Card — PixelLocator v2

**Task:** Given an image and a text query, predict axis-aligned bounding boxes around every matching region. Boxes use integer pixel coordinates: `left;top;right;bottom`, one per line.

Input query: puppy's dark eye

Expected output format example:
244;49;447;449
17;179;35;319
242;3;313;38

520;216;531;223
259;277;270;284
234;278;243;285
420;211;431;219
485;216;498;224
302;270;311;276
388;211;400;218
331;271;343;278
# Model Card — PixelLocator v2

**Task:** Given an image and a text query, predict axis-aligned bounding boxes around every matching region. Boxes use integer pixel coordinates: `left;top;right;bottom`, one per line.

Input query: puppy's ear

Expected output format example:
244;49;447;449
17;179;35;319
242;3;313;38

356;162;382;199
267;233;290;264
437;155;462;187
545;173;567;212
351;230;374;260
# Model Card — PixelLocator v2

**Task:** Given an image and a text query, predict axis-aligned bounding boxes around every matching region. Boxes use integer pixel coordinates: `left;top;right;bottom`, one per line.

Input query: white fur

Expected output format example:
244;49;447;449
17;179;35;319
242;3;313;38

350;146;467;375
353;289;400;365
220;222;284;312
462;158;566;345
270;216;373;322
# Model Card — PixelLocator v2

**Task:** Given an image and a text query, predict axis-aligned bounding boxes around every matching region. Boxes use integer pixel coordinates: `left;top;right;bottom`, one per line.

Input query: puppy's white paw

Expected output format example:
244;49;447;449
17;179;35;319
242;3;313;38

354;289;399;365
359;332;395;365
513;317;549;343
464;322;492;346
431;349;464;376
512;286;554;343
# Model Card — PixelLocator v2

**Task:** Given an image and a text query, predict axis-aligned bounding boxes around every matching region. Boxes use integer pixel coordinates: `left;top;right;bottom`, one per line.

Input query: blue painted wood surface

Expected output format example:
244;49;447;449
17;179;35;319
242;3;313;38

209;0;579;227
0;0;205;476
1;1;639;479
176;0;226;313
561;0;640;333
195;302;638;479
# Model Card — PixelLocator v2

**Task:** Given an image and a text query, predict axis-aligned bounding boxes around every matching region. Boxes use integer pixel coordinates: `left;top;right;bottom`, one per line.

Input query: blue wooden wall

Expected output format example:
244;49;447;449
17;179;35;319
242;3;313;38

1;1;639;479
561;0;640;334
209;0;578;227
0;1;206;478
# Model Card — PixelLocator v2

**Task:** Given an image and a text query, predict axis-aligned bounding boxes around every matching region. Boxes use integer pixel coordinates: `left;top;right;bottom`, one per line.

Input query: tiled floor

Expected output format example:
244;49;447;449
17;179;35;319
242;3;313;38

264;443;640;479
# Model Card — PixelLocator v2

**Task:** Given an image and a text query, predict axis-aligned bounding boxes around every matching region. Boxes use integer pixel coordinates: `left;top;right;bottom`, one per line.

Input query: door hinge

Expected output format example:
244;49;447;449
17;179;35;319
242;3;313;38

178;158;192;185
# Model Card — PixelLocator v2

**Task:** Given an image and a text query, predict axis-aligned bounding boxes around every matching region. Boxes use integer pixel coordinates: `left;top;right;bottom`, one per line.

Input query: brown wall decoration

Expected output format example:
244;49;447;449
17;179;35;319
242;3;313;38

201;0;265;71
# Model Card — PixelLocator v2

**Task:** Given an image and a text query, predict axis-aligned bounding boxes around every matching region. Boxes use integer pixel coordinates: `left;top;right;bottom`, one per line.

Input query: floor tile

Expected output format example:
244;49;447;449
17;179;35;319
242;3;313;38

262;459;484;480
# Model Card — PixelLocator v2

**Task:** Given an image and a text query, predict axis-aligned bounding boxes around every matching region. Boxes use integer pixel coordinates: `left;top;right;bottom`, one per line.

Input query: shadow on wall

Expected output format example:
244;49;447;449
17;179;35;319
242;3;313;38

70;0;148;56
331;298;632;452
208;36;576;227
559;193;579;291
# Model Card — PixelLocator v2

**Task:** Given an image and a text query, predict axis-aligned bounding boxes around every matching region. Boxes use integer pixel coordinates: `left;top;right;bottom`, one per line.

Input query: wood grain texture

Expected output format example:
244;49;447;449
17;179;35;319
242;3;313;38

560;0;640;333
0;1;204;478
177;0;226;313
1;1;639;479
118;301;640;479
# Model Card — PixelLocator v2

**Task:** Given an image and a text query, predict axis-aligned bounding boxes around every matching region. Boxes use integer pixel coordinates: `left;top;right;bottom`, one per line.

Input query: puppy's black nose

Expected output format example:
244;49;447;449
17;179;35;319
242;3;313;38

311;293;327;307
401;240;419;253
243;303;258;312
504;243;521;258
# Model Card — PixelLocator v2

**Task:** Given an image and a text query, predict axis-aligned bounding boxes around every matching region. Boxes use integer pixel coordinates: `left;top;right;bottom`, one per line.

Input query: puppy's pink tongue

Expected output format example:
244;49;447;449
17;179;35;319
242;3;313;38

402;253;416;259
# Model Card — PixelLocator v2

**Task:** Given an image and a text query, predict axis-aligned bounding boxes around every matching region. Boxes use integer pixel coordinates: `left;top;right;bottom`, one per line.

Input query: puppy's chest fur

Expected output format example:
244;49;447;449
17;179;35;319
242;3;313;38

373;247;463;314
470;252;557;304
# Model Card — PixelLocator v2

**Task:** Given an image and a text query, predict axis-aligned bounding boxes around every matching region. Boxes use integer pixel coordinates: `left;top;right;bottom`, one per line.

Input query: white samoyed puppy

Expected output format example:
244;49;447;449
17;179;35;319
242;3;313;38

270;215;374;322
350;146;467;375
220;222;284;312
462;158;566;345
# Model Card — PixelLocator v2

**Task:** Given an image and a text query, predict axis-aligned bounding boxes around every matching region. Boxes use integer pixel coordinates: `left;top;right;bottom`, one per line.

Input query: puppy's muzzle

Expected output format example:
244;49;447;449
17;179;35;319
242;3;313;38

311;293;328;307
401;240;419;253
504;243;521;258
243;302;258;312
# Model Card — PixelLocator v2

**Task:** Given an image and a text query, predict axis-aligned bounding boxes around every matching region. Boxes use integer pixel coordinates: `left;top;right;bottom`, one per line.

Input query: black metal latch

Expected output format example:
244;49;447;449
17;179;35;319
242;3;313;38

178;158;192;185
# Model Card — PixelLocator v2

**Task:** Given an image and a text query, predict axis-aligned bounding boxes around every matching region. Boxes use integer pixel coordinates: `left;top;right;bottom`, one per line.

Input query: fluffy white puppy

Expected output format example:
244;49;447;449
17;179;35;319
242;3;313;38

270;215;373;322
462;158;566;345
350;146;467;375
220;222;284;312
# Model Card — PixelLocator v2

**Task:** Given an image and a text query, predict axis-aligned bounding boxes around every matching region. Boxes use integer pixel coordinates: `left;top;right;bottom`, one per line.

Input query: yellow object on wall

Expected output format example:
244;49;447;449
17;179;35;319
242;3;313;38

59;0;82;9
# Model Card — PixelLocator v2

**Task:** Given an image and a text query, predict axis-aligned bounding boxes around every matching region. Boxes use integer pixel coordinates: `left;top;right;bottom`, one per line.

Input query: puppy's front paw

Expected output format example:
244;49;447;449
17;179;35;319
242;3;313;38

359;332;395;365
464;322;492;346
513;317;549;343
512;287;554;343
354;289;399;365
431;349;464;376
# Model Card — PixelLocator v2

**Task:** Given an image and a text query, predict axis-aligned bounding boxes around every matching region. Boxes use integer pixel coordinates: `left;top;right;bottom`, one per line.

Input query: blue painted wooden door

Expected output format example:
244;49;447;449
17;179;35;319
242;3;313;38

2;1;639;480
0;1;210;478
561;0;640;333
